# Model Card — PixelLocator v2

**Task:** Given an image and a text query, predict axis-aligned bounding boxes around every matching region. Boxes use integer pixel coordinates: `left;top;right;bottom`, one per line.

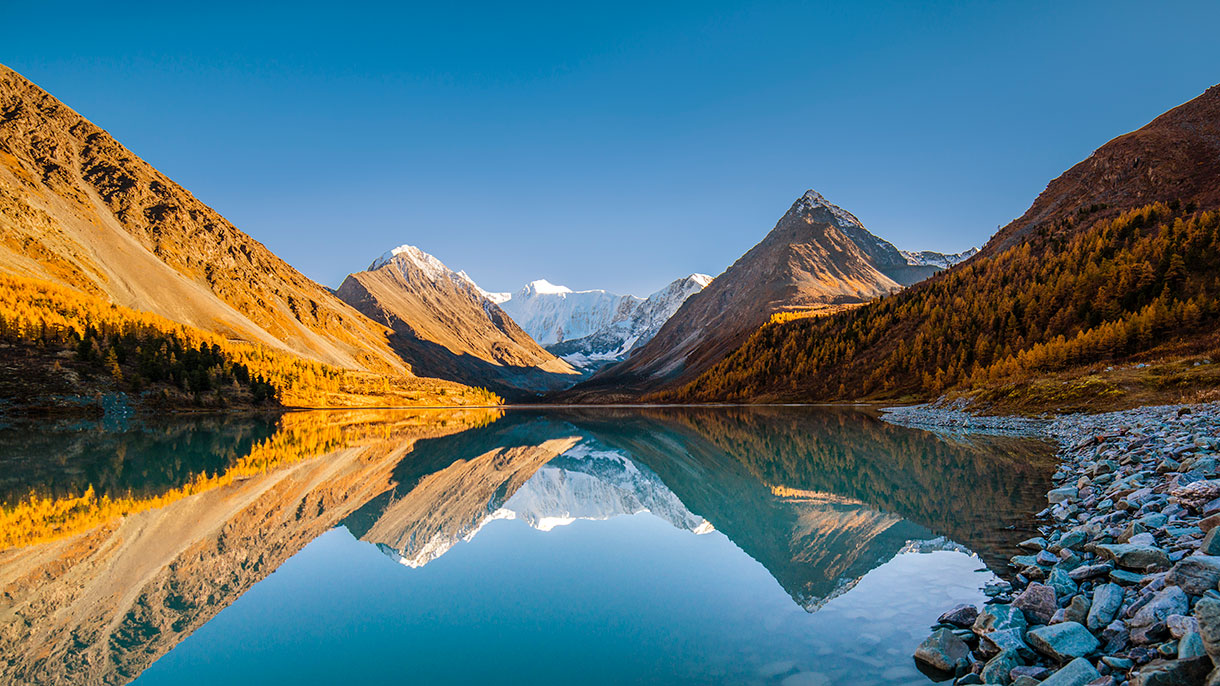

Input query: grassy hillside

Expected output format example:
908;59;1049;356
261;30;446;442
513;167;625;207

655;203;1220;411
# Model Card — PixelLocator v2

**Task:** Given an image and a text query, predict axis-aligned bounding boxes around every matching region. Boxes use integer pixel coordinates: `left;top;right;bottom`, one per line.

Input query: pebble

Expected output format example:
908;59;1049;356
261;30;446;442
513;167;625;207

897;402;1220;685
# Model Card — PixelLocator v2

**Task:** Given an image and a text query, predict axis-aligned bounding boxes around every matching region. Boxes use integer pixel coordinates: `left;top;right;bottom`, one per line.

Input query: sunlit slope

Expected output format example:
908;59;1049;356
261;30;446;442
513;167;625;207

0;64;407;374
662;85;1220;409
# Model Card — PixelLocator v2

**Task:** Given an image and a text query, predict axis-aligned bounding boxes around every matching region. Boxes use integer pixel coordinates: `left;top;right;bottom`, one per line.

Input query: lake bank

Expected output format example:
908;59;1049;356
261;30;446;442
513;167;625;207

885;402;1220;685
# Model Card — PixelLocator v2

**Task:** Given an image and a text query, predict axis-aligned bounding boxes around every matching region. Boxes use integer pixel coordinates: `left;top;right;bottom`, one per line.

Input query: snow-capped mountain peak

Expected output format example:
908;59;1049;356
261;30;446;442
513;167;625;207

523;279;574;296
492;274;714;370
899;247;979;269
369;244;449;278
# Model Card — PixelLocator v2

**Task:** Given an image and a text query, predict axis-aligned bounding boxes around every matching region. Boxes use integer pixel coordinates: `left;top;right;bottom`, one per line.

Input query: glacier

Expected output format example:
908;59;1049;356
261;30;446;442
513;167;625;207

494;274;713;371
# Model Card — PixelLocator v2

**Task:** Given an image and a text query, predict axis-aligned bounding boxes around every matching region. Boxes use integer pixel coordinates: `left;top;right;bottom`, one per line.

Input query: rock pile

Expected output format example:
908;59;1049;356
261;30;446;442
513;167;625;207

913;403;1220;685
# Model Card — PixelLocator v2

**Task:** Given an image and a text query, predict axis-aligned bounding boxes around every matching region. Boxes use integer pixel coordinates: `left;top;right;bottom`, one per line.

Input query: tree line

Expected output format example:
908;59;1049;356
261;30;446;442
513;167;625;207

656;202;1220;403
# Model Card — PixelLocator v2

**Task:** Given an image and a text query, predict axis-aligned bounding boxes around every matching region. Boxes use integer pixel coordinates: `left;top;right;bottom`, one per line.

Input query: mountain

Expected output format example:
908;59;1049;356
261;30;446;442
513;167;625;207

334;245;579;398
568;190;941;397
984;84;1220;255
497;279;635;345
0;65;411;376
496;274;713;372
659;84;1220;409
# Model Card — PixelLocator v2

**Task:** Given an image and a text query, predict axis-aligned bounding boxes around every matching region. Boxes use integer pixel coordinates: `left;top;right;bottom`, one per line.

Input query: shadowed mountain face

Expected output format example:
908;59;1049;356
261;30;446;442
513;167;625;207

0;66;409;374
335;246;578;399
0;408;1052;684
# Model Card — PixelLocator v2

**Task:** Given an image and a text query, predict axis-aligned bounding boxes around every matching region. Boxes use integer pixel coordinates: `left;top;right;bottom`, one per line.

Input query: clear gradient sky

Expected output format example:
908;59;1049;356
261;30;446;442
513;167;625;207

6;1;1220;296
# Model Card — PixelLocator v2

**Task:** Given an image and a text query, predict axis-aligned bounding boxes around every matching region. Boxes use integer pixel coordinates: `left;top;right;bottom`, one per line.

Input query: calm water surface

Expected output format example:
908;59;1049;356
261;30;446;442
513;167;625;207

0;407;1054;685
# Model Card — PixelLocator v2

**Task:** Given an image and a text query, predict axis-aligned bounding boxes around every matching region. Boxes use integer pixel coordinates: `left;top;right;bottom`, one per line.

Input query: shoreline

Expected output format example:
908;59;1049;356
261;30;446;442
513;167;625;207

885;402;1220;685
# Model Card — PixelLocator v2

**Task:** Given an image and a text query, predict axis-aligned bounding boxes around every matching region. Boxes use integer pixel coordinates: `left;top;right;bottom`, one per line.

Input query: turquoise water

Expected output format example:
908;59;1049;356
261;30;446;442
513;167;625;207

0;407;1052;685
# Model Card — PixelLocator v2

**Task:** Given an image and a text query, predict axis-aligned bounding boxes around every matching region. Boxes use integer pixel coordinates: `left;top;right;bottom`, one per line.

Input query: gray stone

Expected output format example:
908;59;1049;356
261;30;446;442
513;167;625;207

1027;622;1100;661
1065;594;1091;625
1071;563;1114;581
974;602;1029;634
1088;583;1124;631
1015;582;1059;625
1057;529;1089;551
1048;567;1079;599
1131;656;1213;685
979;628;1036;662
1131;587;1189;641
981;649;1021;685
1111;569;1148;585
939;604;980;628
1101;655;1134;671
914;628;972;674
1020;537;1048;550
1049;486;1079;504
1096;543;1171;571
1011;677;1039;686
1179;631;1206;659
1040;658;1101;686
1194;597;1220;660
1166;614;1199;639
1165;554;1220;595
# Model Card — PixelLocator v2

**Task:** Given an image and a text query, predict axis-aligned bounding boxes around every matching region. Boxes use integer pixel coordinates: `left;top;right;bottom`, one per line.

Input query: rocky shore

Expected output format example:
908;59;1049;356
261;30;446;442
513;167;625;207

888;403;1220;686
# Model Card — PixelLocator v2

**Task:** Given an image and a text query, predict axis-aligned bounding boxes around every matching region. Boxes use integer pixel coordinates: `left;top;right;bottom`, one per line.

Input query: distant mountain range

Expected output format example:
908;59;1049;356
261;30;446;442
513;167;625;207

493;274;713;372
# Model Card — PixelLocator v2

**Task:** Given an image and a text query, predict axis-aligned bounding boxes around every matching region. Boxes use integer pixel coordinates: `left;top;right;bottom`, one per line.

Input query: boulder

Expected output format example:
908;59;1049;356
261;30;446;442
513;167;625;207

974;603;1029;634
1179;632;1206;659
1131;656;1212;685
981;649;1021;685
1166;615;1199;639
1070;563;1114;581
1039;658;1102;686
1165;554;1220;595
1095;543;1171;571
1015;583;1059;625
938;604;979;628
1088;583;1124;631
1027;622;1100;662
1194;597;1220;660
979;628;1036;662
1048;567;1079;599
1065;594;1092;625
1049;486;1079;504
1131;587;1189;643
914;628;971;675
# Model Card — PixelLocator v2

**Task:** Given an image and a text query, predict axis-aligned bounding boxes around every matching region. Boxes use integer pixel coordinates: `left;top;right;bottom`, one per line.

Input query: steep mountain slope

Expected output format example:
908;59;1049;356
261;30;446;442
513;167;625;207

985;84;1220;255
500;274;712;372
334;245;578;398
0;64;409;375
661;84;1220;408
569;190;910;397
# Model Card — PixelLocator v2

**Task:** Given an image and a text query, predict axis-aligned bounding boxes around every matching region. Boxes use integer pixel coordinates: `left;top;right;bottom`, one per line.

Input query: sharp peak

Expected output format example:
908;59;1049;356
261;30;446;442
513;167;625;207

368;243;453;274
790;189;867;230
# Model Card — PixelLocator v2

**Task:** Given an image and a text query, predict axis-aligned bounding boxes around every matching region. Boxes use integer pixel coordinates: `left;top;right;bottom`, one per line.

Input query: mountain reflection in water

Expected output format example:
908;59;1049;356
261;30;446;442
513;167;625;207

0;407;1053;686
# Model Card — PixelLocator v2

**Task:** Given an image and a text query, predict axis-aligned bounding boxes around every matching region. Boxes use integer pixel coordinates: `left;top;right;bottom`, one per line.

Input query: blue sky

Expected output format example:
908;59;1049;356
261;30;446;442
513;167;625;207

6;1;1220;296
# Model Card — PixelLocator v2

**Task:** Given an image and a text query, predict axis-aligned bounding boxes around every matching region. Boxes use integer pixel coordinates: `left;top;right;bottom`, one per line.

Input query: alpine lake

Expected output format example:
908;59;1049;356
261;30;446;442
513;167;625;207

0;406;1054;685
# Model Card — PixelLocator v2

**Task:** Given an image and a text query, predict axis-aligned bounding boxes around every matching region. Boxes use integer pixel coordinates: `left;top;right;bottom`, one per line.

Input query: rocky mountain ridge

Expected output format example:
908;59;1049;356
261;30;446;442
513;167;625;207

0;64;411;376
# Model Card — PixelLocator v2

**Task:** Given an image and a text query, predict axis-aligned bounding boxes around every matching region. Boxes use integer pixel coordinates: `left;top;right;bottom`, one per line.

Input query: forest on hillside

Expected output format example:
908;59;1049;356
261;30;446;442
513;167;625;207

0;274;501;413
656;203;1220;408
